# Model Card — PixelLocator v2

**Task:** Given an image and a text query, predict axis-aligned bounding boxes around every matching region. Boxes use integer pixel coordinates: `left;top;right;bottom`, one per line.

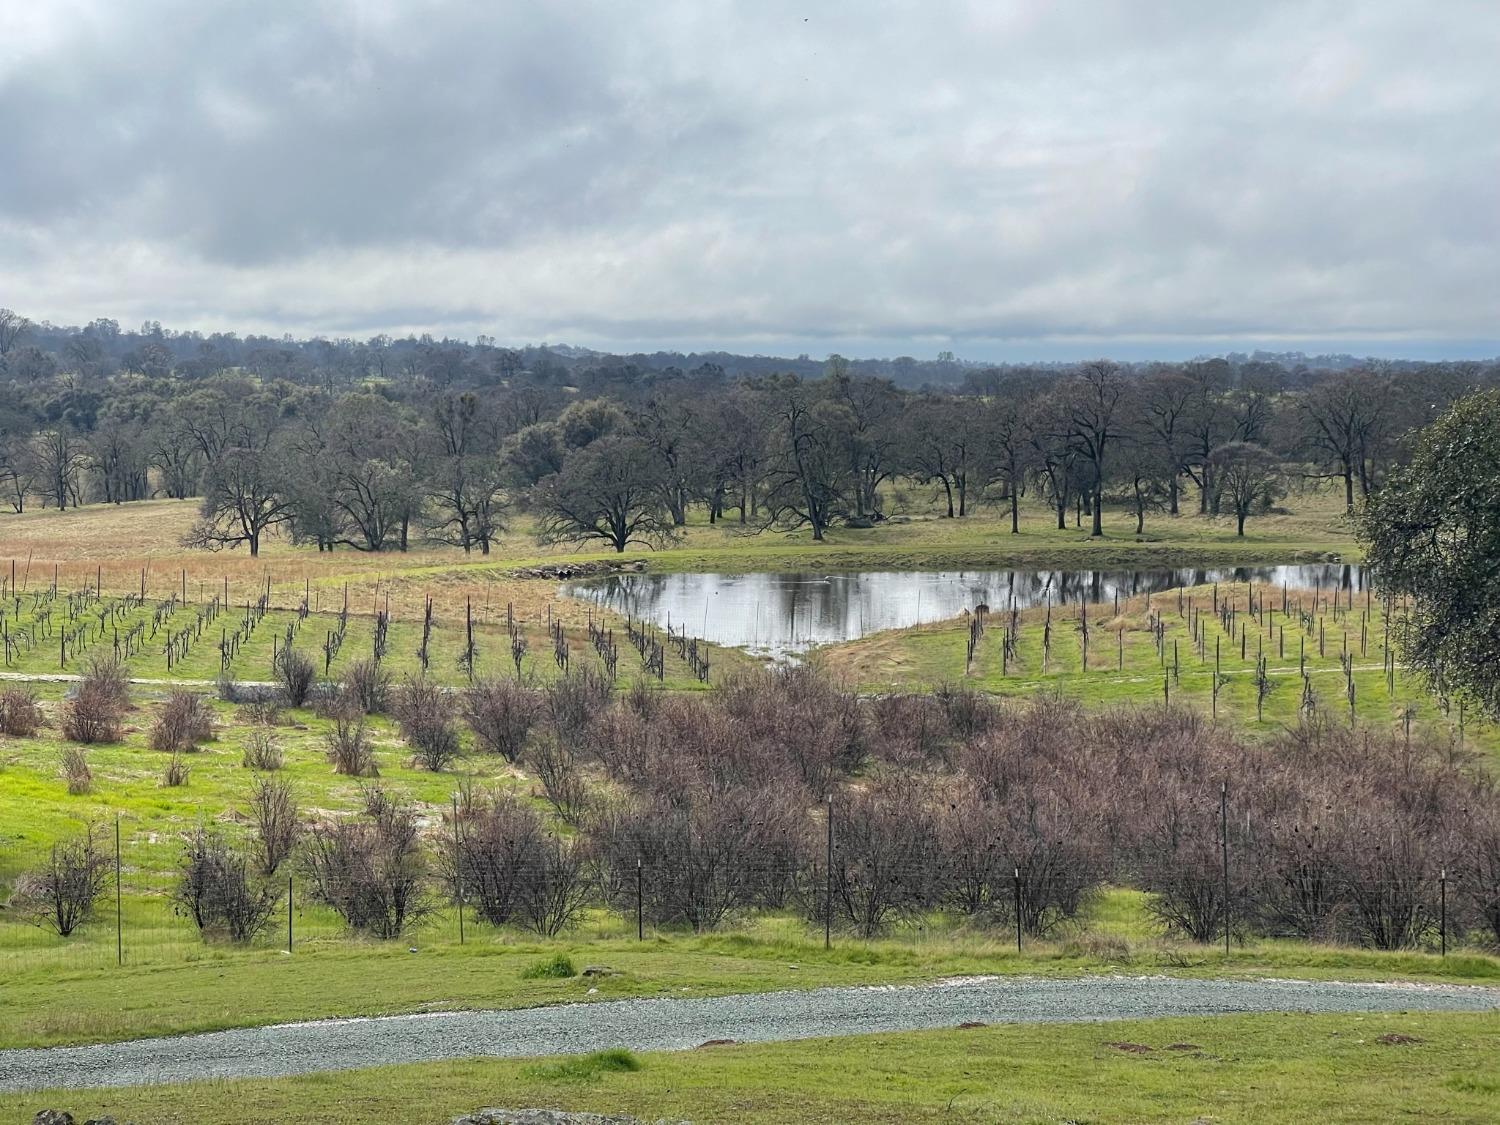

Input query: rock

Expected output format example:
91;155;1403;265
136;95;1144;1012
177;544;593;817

510;560;648;581
453;1110;686;1125
32;1112;75;1125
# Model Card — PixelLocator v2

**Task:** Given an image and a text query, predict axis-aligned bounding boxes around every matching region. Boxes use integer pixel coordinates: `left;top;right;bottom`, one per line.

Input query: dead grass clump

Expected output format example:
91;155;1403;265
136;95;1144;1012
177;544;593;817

162;752;191;787
325;715;378;777
60;746;93;794
241;726;284;771
236;698;285;727
1060;934;1133;963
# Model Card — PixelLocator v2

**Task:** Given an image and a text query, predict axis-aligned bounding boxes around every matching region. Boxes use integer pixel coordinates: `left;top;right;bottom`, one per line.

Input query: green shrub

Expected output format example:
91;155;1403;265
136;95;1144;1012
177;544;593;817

519;952;577;980
522;1048;640;1082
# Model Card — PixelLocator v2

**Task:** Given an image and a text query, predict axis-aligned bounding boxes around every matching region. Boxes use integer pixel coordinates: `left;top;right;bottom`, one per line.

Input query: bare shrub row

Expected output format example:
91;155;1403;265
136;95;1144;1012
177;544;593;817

14;667;1500;951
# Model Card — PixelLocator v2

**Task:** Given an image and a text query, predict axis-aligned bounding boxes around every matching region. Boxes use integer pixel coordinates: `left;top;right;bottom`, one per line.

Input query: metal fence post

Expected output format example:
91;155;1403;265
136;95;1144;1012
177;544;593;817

1440;868;1447;957
452;794;464;945
824;793;834;951
1013;866;1022;953
114;814;123;967
1220;781;1230;958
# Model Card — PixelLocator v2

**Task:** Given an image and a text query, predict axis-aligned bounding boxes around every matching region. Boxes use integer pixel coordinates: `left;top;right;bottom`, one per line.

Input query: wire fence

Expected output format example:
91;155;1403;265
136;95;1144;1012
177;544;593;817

1;809;1482;974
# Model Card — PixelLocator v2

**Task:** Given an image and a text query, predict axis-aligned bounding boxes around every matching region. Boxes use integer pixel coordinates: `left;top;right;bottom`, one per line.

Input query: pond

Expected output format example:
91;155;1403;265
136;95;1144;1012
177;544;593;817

564;563;1366;658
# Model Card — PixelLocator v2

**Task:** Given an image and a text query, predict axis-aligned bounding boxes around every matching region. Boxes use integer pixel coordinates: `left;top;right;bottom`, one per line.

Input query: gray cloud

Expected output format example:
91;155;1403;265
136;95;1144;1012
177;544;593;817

2;0;1497;358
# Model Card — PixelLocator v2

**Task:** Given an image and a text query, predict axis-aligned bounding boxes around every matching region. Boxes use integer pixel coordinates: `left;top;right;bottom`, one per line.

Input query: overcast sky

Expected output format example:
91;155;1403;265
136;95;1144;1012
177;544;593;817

2;1;1497;361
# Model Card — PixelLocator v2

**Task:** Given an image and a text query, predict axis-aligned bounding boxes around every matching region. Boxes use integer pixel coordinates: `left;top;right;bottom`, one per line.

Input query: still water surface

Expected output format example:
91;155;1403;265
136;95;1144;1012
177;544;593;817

565;564;1365;657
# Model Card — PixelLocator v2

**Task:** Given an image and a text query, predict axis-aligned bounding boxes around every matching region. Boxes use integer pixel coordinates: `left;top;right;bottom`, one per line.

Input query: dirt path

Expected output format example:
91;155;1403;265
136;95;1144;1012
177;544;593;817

3;975;1495;1093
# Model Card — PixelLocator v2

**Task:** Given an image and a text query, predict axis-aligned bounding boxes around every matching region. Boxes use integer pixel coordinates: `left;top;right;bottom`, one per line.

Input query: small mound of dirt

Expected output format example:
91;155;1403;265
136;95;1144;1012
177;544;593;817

1106;1042;1154;1054
1164;1043;1202;1051
956;1021;987;1030
454;1110;680;1125
1376;1033;1424;1046
696;1038;736;1048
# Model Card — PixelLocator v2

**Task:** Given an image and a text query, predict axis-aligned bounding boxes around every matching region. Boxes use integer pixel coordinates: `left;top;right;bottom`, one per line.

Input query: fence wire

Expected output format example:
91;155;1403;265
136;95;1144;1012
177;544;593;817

0;817;1481;972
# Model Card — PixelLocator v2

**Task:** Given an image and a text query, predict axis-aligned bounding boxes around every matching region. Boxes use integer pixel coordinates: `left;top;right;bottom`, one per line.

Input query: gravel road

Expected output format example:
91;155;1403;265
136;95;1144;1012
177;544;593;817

4;975;1497;1092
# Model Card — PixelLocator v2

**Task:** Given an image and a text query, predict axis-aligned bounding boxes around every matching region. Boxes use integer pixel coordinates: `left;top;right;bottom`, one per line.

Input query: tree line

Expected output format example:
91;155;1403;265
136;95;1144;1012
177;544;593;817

0;308;1494;551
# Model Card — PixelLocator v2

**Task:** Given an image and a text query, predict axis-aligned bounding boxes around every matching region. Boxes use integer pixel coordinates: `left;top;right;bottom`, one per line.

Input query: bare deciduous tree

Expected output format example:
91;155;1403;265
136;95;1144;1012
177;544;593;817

526;737;591;825
186;446;293;557
62;658;128;745
534;434;673;553
249;777;300;877
393;678;462;771
174;829;280;942
302;794;430;938
828;782;940;937
0;307;30;357
10;826;112;937
461;678;541;762
274;648;316;707
149;692;216;753
1210;442;1284;536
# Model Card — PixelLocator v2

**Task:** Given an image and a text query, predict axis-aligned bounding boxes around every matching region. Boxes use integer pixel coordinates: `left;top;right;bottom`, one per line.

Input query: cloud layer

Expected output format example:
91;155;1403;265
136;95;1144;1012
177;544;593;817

2;1;1497;357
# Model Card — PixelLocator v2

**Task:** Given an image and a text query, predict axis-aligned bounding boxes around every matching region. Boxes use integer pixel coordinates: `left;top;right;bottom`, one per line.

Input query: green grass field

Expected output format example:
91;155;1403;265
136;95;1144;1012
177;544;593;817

8;898;1499;1049
8;1011;1498;1124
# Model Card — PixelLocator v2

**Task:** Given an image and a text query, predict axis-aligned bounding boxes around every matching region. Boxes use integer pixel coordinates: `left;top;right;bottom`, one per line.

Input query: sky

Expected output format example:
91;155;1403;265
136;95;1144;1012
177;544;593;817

2;0;1497;362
